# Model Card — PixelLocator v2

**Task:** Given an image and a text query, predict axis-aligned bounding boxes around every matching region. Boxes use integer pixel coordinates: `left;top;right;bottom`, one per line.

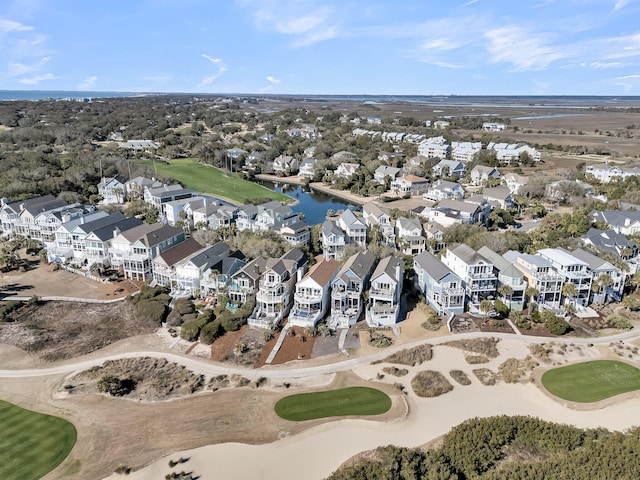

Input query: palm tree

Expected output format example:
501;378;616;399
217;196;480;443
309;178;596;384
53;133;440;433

620;247;634;260
525;286;539;316
593;273;613;303
562;282;578;307
497;285;513;306
479;299;494;322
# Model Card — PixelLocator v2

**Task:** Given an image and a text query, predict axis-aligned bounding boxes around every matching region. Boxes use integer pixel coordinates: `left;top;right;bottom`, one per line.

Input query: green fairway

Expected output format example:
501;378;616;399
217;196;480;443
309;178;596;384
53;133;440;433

136;158;291;204
275;386;392;421
541;360;640;403
0;399;77;480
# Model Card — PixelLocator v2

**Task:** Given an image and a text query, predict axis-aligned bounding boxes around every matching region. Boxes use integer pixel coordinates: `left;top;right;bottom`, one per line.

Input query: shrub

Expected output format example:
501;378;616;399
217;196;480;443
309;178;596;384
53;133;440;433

450;370;472;386
0;300;23;320
545;316;572;336
134;299;167;324
180;315;212;341
378;344;433;366
411;371;454;397
173;298;195;315
494;299;509;317
199;319;223;345
607;315;633;330
97;375;136;396
382;366;409;377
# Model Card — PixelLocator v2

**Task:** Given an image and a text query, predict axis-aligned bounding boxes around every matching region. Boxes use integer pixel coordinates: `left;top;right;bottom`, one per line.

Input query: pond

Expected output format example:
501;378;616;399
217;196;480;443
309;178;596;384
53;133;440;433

258;180;360;226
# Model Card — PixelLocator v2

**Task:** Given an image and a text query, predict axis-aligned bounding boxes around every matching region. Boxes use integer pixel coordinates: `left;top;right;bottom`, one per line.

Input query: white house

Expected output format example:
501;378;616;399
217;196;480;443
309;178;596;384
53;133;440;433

414;250;465;316
585;163;640;183
298;158;316;178
366;255;404;327
503;173;529;194
482;122;506;132
395;217;425;255
470;165;501;186
442;244;497;311
417;136;450;158
288;258;341;327
374;165;402;184
424;180;465;202
390;175;430;196
451;142;482;163
330;251;377;328
335;162;360;179
97;175;127;204
433;159;466;178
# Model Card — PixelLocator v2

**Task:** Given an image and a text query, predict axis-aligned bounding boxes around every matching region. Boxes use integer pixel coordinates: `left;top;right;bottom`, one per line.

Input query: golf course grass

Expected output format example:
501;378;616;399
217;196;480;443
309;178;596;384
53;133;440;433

275;386;392;421
541;360;640;403
0;399;77;480
136;158;291;204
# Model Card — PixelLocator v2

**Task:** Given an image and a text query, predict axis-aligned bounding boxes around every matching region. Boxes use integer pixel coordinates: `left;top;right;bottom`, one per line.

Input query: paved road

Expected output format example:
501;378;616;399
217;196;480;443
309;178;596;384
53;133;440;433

2;329;639;380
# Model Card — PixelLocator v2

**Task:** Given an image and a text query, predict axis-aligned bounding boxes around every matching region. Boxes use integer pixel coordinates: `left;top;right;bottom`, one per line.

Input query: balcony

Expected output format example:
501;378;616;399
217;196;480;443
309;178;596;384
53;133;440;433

294;291;322;304
370;287;396;297
332;286;360;299
257;290;286;303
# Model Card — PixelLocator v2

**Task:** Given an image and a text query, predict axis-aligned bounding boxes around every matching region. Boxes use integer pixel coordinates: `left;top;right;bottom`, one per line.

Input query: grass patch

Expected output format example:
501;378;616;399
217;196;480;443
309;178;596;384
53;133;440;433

275;387;391;421
541;360;640;403
411;371;454;397
472;368;499;386
498;356;539;384
449;370;472;386
444;337;500;358
382;366;409;377
0;399;77;480
135;158;291;204
375;344;433;366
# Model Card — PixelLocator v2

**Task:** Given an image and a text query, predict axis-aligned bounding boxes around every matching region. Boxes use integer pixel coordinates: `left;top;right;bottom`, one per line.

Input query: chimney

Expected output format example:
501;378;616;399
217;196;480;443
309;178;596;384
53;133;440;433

61;213;71;223
297;266;304;282
113;227;121;239
395;261;401;282
625;218;631;227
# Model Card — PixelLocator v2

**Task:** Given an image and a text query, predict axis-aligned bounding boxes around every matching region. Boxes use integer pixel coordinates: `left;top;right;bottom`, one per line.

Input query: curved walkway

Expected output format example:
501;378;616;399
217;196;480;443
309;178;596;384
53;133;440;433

1;329;639;380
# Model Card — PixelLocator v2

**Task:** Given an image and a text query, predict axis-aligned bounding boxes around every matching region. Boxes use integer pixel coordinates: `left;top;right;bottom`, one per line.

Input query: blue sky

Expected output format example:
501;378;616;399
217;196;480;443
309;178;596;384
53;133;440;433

1;0;640;95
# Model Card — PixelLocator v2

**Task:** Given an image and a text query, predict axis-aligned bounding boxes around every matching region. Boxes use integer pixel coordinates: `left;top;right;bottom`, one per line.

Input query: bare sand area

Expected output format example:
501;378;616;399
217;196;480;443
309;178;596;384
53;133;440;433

101;337;640;480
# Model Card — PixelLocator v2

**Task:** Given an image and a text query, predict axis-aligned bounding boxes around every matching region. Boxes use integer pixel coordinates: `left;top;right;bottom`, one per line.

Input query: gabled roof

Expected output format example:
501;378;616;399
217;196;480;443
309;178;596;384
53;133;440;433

22;199;68;216
322;220;345;238
306;258;341;286
437;199;478;214
396;216;422;232
233;256;270;281
186;242;231;269
363;202;390;219
538;248;588;267
90;217;143;242
483;186;511;200
431;180;462;191
592;210;640;228
414;251;455;281
281;247;307;269
448;244;492;266
335;250;377;283
3;195;57;214
566;248;615;272
154;238;202;266
372;255;403;282
339;209;365;229
375;165;401;177
583;227;636;253
72;212;127;233
282;220;309;234
477;246;524;280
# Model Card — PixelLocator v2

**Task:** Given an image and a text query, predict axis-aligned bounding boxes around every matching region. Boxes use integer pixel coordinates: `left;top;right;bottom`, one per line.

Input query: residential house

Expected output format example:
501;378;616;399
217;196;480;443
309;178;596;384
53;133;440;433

423;180;465;202
82;216;143;267
45;210;109;262
565;248;624;304
424;221;447;253
362;202;395;247
225;148;248;162
337;209;367;247
125;176;162;200
482;186;515;209
192;204;238;230
390;174;430;196
545;179;595;201
503;173;529;194
374;165;402;184
488;142;541;164
152;238;203;287
119;139;159;151
35;205;100;244
421;199;489;227
482;122;506;132
298;158;316;178
236;201;297;232
417;136;450;158
335;162;360;179
144;184;194;209
442;244;497;311
178;243;245;296
367;116;382;125
434;120;450;129
366;255;404;327
432;159;466;178
451;142;482;163
279;220;311;246
163;197;207;227
395;217;426;255
97;175;127;204
272;155;299;174
582;227;637;260
249;248;308;328
244;151;263;171
227;256;270;304
11;198;68;238
470;165;501;186
110;223;186;280
504;250;564;310
538;248;592;308
1;195;56;239
414;251;465;316
288;258;341;327
378;152;405;163
585;163;640;183
477;246;527;311
55;212;127;264
330;251;377;328
591;210;640;236
322;220;346;261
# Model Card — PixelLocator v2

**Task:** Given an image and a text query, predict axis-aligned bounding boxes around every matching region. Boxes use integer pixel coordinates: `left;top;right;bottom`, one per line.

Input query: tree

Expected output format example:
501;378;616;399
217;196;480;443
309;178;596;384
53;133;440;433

525;286;539;316
497;285;513;303
592;273;614;303
562;282;578;307
622;296;639;312
479;299;494;322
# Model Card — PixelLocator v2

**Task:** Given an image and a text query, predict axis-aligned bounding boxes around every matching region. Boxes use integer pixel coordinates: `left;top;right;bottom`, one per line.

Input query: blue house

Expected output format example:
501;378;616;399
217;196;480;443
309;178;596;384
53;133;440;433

414;250;465;315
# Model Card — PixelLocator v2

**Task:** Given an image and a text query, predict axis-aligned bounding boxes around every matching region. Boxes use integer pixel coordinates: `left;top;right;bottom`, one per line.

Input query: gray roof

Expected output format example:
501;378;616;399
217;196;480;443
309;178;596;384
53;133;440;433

448;244;491;265
339;209;363;229
281;247;307;269
23;199;68;216
187;242;231;269
322;220;345;238
372;255;403;282
477;246;523;280
396;216;422;232
592;210;640;228
233;256;269;282
504;250;553;269
414;250;456;281
583;227;637;254
284;220;310;233
91;217;143;242
73;212;127;233
4;195;57;213
335;250;377;283
566;248;613;271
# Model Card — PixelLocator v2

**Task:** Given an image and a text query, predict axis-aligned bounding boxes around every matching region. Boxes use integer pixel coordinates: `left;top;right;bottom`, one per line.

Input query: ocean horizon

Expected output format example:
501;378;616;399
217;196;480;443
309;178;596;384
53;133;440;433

2;90;640;107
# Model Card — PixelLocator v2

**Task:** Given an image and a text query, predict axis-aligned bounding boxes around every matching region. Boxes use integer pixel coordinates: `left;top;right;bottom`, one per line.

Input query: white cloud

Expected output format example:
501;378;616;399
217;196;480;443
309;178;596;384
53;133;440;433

614;0;632;12
78;75;97;90
484;26;566;71
198;66;227;88
617;73;640;79
201;54;222;64
7;56;50;77
17;72;57;85
266;75;280;84
461;0;479;6
614;73;640;92
0;18;33;33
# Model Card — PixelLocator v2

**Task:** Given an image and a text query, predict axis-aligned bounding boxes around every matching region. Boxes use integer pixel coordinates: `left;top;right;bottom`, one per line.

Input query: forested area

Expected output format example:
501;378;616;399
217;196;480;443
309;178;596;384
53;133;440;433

327;416;640;480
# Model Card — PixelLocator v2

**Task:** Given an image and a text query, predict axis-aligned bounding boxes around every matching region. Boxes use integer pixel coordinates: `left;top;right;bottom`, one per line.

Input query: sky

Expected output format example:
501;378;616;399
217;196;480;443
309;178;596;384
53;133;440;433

1;0;640;95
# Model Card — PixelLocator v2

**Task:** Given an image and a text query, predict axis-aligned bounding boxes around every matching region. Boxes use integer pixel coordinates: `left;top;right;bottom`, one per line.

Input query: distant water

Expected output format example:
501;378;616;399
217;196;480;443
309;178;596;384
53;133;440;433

0;90;151;101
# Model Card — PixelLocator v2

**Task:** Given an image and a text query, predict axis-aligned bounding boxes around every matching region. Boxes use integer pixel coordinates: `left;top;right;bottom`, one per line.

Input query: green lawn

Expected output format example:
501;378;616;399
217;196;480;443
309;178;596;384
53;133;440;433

135;158;291;204
0;399;77;480
541;360;640;403
275;386;392;421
